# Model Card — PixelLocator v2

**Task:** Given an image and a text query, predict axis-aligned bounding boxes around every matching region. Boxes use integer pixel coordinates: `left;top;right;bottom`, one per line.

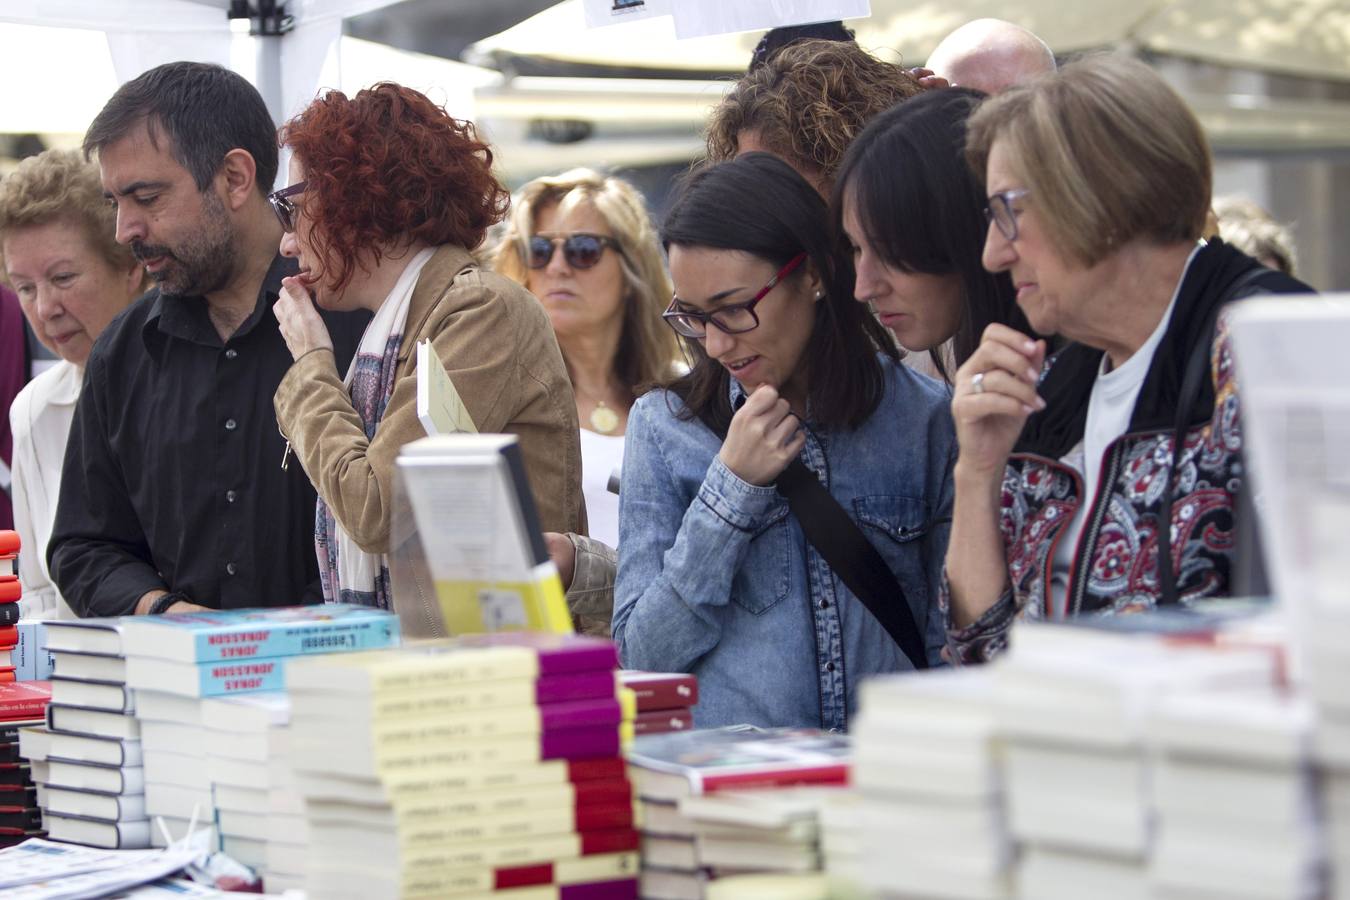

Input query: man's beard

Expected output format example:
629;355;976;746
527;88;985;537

133;190;237;299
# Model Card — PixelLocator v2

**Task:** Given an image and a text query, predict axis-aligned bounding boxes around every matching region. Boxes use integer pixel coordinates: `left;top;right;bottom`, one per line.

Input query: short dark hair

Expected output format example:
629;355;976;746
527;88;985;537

833;87;1028;378
84;61;278;197
749;21;855;72
660;153;897;433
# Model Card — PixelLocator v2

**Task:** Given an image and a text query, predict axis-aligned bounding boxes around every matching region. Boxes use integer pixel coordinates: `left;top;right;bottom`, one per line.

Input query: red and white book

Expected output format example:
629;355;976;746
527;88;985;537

0;681;51;721
627;727;850;801
632;708;693;736
620;671;698;712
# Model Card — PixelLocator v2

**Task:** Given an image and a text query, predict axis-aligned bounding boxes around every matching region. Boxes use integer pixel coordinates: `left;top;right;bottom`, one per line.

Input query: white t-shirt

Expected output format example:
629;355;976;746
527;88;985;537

8;360;82;619
578;428;625;549
1047;245;1201;617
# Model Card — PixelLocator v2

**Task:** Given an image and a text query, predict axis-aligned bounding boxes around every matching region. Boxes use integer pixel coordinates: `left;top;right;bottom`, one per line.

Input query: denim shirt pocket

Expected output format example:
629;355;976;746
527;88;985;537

729;503;793;615
852;494;934;604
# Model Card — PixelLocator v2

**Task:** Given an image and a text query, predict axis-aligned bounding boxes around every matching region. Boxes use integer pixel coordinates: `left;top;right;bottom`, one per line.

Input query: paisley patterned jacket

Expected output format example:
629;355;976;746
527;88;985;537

944;240;1312;664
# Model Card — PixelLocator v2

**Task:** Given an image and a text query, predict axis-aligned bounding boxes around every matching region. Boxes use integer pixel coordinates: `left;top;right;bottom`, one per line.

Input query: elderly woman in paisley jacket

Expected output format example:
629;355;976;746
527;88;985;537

942;54;1311;664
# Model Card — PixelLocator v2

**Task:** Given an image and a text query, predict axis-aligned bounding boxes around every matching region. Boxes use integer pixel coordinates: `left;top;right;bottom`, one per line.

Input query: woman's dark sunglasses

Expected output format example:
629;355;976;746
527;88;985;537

526;233;619;270
268;181;308;233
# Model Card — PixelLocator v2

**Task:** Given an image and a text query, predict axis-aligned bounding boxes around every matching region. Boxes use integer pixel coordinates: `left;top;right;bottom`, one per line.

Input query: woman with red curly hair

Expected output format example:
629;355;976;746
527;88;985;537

270;83;585;608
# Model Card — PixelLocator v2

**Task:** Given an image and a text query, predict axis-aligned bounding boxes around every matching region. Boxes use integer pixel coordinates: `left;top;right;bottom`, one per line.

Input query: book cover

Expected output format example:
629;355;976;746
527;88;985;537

0;628;16;647
43;619;125;657
619;671;698;711
0;576;16;604
628;727;850;800
120;603;398;664
26;728;142;769
416;339;478;437
43;759;144;795
43;813;151;849
46;705;140;741
296;756;626;805
0;806;41;831
0;605;19;629
127;656;292;698
15;622;54;682
0;680;50;721
380;850;638;896
311;777;633;827
44;786;146;822
49;651;126;685
50;679;133;714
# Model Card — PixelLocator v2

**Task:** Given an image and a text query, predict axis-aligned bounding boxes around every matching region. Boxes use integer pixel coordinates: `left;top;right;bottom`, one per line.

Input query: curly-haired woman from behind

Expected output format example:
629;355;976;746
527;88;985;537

270;83;585;608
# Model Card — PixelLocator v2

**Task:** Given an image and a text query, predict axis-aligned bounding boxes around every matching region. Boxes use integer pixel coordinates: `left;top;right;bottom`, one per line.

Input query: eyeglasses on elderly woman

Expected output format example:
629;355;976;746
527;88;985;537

268;181;308;234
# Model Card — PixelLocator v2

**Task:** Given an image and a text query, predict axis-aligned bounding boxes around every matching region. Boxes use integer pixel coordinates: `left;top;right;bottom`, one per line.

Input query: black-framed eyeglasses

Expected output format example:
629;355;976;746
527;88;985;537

268;181;308;233
662;252;807;339
984;188;1031;242
526;233;619;270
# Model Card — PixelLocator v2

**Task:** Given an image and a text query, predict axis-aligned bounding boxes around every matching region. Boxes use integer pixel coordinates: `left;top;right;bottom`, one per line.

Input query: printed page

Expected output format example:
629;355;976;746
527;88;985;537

672;0;869;39
582;0;672;28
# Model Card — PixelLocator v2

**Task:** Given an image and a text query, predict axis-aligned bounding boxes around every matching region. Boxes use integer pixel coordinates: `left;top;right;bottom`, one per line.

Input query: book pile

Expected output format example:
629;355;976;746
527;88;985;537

1310;609;1350;899
620;671;698;736
628;726;850;900
262;715;306;893
996;620;1281;899
1146;687;1323;900
203;692;290;871
29;618;147;848
1;680;51;847
0;532;22;682
121;605;398;858
850;668;1011;900
286;632;640;899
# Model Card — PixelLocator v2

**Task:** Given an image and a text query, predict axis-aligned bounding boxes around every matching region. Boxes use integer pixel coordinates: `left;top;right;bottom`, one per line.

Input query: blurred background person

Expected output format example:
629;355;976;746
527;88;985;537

705;38;926;196
944;54;1312;664
271;83;584;609
1214;196;1298;277
925;18;1057;94
1;149;145;617
492;169;678;550
834;87;1030;383
614;154;954;728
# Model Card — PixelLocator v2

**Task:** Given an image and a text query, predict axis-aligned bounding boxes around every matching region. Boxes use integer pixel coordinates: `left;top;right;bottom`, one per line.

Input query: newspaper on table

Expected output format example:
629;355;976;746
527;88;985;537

0;839;202;899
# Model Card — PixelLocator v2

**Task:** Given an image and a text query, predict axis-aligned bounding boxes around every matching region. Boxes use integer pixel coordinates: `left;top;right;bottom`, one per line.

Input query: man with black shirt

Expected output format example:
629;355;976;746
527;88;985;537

49;62;365;618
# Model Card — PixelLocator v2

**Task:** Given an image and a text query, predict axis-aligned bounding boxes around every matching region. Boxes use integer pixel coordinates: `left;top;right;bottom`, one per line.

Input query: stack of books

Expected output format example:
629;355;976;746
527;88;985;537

203;692;290;870
1311;611;1350;898
0;532;20;642
620;672;697;736
850;668;1011;900
33;618;147;848
1;680;51;847
628;726;850;900
121;605;398;855
1147;687;1323;900
262;716;306;893
996;620;1281;899
286;632;640;899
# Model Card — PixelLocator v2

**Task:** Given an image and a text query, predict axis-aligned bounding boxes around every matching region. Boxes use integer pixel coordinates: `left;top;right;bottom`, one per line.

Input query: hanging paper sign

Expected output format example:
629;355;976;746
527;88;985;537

582;0;673;29
672;0;870;39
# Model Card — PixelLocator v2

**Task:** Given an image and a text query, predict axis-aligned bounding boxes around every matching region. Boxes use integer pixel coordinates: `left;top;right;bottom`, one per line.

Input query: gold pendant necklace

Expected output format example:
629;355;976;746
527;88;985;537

589;400;620;434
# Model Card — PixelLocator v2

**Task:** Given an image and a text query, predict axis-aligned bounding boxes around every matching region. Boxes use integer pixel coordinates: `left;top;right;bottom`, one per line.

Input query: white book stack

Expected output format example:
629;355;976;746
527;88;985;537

202;691;289;872
262;719;306;893
37;619;149;849
816;789;865;898
995;621;1281;900
1311;611;1350;899
133;689;216;848
852;668;1011;900
1146;687;1324;900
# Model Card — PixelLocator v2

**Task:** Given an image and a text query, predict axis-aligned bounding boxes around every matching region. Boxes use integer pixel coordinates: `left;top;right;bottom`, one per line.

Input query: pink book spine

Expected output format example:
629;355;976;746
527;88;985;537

535;671;617;705
559;878;639;900
541;726;621;761
539;698;624;732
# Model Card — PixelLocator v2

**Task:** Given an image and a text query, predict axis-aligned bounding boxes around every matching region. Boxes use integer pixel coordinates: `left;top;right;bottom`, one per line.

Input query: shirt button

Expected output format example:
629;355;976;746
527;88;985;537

226;490;237;503
825;662;836;673
225;418;238;431
819;600;829;609
226;562;237;576
225;349;238;360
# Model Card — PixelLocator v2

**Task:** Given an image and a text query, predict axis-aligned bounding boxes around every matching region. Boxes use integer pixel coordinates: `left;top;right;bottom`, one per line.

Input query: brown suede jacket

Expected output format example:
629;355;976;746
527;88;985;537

274;244;586;556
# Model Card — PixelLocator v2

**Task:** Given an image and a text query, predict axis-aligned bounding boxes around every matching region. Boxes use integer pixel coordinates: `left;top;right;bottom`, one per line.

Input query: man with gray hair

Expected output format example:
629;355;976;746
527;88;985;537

925;18;1056;95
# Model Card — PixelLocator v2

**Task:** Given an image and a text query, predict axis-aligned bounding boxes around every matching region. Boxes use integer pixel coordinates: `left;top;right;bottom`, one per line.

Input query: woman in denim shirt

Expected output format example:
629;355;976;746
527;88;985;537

613;155;955;730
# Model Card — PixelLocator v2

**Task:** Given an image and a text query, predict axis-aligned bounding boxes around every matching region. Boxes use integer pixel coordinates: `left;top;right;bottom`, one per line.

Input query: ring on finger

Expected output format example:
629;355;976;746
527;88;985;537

971;372;986;395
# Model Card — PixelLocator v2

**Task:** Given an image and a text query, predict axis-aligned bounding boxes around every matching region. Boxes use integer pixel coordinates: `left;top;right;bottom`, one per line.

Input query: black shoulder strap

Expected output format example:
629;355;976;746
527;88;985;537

775;460;930;669
1157;266;1271;605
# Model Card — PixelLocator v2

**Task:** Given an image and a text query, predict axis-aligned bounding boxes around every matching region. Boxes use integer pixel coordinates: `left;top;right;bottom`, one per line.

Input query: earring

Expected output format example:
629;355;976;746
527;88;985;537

814;290;824;301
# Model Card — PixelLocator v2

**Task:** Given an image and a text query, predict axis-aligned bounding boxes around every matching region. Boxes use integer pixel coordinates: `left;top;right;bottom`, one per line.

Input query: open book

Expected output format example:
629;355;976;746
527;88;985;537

416;340;477;436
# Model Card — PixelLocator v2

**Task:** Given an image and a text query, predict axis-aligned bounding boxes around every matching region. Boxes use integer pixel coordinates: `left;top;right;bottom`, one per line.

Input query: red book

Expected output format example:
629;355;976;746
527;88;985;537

0;673;14;686
0;681;51;721
0;627;15;646
579;828;640;856
0;576;18;604
567;757;626;784
632;708;693;735
619;671;698;712
628;727;850;800
0;532;17;558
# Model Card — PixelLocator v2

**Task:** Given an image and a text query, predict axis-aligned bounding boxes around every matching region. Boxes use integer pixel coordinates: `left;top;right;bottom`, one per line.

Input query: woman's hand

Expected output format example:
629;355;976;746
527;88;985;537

952;324;1047;481
273;276;334;361
718;385;805;486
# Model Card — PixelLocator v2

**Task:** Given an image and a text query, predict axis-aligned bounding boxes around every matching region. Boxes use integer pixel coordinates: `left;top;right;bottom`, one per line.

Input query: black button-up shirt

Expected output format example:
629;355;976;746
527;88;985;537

49;255;367;617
